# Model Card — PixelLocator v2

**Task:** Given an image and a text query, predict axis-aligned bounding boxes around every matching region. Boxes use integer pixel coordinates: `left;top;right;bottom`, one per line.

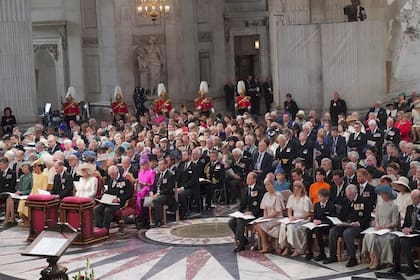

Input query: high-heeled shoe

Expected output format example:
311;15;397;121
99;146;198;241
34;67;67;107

281;248;290;256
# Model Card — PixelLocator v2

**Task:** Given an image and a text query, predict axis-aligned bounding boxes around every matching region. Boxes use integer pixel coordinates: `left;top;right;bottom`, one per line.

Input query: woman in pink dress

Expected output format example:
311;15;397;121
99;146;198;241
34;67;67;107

136;154;156;226
394;111;412;142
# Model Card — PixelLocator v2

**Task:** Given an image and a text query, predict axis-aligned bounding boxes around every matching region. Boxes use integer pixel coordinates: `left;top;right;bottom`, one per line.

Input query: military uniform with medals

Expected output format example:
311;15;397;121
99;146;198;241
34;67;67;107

201;160;225;209
94;175;132;229
275;140;296;179
227;157;251;203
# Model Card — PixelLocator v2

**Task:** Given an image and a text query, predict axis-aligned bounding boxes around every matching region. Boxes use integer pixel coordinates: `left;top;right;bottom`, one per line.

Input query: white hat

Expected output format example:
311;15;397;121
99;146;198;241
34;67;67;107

199;81;208;94
76;163;96;176
391;176;410;191
66;86;76;99
114;86;123;100
296;110;305;118
157;83;166;97
237;81;246;94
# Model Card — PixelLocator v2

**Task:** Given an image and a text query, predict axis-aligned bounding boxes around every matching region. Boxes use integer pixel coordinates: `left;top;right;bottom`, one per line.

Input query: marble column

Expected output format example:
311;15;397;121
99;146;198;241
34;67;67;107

268;0;282;106
64;0;85;101
0;0;37;123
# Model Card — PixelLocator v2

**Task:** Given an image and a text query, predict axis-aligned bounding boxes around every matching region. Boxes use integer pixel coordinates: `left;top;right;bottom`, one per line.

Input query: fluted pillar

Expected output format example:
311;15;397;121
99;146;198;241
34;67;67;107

0;0;37;123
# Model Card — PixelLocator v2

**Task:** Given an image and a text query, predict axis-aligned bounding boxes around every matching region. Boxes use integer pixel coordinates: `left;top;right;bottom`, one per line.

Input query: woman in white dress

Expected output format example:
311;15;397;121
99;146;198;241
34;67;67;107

278;180;312;256
254;178;284;253
75;163;98;199
361;185;399;269
392;177;412;226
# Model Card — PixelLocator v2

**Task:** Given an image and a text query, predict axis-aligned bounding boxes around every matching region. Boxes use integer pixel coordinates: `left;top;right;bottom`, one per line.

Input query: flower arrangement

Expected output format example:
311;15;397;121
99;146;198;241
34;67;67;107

72;259;95;280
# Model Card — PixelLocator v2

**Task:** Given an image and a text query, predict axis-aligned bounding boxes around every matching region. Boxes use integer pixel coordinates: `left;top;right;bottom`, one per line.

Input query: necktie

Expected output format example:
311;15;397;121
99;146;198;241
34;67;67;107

255;153;263;170
321;204;325;209
248;187;252;197
332;138;337;155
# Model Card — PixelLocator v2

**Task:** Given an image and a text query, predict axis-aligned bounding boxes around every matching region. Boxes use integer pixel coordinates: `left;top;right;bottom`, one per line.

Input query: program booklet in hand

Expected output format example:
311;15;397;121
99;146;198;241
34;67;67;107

301;222;329;230
96;194;120;206
390;231;419;238
228;211;256;220
327;216;351;226
361;227;391;235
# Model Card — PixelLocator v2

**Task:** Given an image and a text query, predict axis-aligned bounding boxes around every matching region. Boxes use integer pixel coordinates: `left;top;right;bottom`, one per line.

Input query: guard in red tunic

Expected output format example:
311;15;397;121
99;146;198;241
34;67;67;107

235;80;251;116
62;86;80;126
194;81;214;118
111;86;129;122
154;83;172;116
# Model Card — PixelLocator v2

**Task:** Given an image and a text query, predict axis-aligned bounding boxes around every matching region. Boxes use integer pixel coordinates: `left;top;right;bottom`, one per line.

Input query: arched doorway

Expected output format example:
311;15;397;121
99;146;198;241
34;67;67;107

34;49;59;114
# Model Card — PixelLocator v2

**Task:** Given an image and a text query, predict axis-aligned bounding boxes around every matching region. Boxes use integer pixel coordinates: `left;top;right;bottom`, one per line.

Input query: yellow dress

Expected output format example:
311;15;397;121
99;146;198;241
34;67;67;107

18;172;48;218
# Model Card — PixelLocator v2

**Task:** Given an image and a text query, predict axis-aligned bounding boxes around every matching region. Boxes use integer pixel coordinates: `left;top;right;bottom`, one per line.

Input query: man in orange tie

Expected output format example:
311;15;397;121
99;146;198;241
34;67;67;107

194;81;214;118
154;83;172;116
111;86;129;122
62;86;80;126
235;80;251;116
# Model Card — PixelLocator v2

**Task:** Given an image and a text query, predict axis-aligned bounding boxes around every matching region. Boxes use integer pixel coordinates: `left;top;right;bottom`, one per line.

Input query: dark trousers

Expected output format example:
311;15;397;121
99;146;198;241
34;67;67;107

328;226;361;258
228;217;248;244
228;179;243;203
306;227;330;255
202;183;223;207
392;235;420;270
152;194;173;223
94;204;119;229
178;188;193;218
64;115;77;126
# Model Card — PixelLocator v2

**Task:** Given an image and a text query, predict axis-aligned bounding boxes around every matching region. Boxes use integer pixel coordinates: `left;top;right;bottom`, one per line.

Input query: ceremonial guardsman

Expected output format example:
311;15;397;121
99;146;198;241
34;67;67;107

235;80;251;115
154;83;172;116
194;81;214;117
62;86;80;126
111;86;129;121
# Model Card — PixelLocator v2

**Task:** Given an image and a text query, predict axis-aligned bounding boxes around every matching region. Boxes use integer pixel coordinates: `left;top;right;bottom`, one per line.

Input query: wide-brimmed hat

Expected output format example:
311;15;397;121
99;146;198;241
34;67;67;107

391;176;411;192
346;115;358;123
375;185;397;200
296;110;305;118
380;174;397;183
76;163;96;176
31;158;43;167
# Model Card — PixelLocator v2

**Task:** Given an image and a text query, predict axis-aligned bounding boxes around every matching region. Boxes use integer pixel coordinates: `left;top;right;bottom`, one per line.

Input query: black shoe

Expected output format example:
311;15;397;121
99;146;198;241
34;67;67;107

387;266;401;274
153;221;162;228
406;267;418;277
314;254;326;262
345;258;358;267
323;256;338;264
234;244;245;253
304;254;313;261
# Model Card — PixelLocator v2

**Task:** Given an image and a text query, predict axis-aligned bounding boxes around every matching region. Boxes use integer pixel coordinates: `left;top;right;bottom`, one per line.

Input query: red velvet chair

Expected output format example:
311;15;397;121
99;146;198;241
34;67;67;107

60;196;109;245
26;194;60;241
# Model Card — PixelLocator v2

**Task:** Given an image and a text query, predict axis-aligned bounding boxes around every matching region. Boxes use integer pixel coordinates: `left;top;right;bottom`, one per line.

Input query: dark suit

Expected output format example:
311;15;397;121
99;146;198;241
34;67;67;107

120;165;139;179
228;184;265;246
201;161;225;207
307;200;337;256
384;127;400;147
52;171;74;199
275;140;296;178
227;157;251;203
48;144;62;155
176;161;198;218
347;132;367;156
330;135;347;169
252;151;273;186
94;175;132;229
68;166;81;182
366;107;387;129
327;195;373;259
330;99;347;126
151;170;175;223
357;183;377;208
0;168;17;193
296;141;314;169
392;204;420;272
366;128;384;154
330;182;348;206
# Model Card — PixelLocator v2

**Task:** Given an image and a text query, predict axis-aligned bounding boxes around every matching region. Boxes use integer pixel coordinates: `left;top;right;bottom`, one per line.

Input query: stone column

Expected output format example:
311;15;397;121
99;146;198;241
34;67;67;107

268;0;282;106
0;0;37;123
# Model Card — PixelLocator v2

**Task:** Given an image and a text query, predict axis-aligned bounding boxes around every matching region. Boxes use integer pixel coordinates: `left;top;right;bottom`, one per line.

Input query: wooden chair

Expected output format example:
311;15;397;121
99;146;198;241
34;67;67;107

148;188;179;225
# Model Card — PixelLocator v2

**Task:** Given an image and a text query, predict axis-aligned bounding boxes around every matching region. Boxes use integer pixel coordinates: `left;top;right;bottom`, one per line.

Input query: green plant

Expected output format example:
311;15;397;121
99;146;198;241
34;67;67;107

72;259;95;280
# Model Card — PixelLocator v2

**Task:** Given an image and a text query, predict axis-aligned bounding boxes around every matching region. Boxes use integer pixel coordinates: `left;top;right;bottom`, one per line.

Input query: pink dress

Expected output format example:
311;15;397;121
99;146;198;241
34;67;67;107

136;168;156;216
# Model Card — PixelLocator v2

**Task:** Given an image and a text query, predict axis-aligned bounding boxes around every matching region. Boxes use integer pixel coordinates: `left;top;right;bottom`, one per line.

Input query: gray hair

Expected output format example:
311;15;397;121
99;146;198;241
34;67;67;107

346;184;358;194
347;151;359;161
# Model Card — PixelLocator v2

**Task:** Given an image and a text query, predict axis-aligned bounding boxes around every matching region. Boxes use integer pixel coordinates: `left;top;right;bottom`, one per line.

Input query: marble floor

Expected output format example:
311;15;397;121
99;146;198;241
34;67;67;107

0;209;419;280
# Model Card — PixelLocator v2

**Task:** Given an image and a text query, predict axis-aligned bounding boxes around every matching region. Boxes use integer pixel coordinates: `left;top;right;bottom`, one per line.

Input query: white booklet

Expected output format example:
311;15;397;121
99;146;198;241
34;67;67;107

327;216;351;226
38;190;51;195
390;231;419;238
361;227;391;236
0;192;29;200
199;178;211;183
301;222;329;230
228;211;256;220
277;217;304;224
96;193;120;206
248;217;274;225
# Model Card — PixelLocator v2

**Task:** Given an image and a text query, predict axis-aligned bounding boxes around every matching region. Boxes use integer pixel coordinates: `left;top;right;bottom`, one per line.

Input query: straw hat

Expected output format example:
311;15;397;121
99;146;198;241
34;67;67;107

76;163;96;176
391;176;411;192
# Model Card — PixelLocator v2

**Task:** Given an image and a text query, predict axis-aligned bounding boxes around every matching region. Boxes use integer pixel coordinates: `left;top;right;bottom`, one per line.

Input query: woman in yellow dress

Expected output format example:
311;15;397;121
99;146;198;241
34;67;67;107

17;159;48;223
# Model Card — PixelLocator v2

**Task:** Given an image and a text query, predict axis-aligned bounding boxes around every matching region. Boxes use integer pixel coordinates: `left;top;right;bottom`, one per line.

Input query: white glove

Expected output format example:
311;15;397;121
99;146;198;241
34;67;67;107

76;115;80;121
235;104;238;108
197;106;201;110
211;107;215;114
248;106;251;110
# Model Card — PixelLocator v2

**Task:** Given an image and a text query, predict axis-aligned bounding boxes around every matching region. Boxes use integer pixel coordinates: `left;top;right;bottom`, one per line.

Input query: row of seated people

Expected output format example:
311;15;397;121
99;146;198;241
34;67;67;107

229;169;420;277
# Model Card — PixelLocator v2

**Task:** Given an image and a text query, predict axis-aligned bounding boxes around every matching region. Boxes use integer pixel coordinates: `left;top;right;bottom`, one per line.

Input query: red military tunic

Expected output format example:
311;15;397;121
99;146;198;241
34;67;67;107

236;95;251;110
194;97;213;112
154;98;172;114
112;101;129;115
63;102;80;116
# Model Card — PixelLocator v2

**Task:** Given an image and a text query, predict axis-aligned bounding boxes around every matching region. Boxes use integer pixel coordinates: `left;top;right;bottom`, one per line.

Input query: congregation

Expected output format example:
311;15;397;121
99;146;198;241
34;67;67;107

0;80;420;278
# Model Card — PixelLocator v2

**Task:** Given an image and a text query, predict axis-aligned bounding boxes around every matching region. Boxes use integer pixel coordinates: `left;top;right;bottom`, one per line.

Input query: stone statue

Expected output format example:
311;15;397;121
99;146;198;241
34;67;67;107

136;36;163;95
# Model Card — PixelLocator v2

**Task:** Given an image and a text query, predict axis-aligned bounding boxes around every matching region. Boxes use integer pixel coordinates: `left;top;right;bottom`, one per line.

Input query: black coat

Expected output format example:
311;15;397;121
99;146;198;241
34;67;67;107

239;184;265;218
275;141;296;176
339;195;373;230
313;200;337;225
296;141;314;169
252;152;273;184
119;166;139;179
330;135;347;158
366;107;388;129
176;161;198;190
330;99;347;126
347;132;367;156
357;183;377;208
366;129;384;151
48;144;62;155
52;171;74;199
384;127;400;147
151;170;175;196
0;168;16;193
330;182;348;206
402;204;420;232
284;100;299;119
